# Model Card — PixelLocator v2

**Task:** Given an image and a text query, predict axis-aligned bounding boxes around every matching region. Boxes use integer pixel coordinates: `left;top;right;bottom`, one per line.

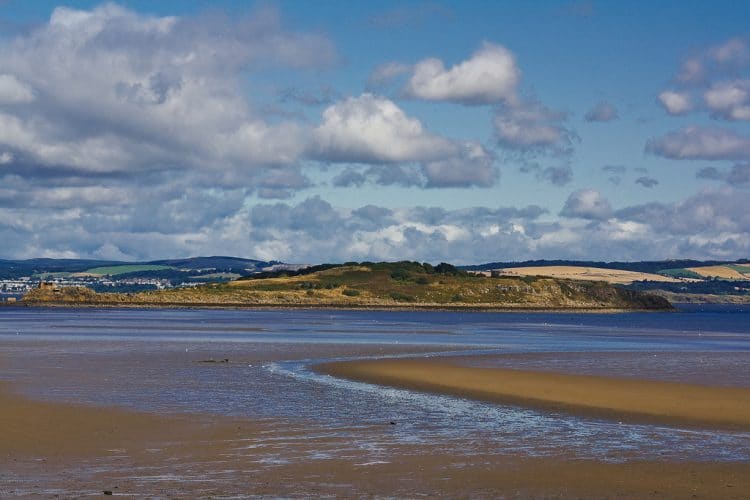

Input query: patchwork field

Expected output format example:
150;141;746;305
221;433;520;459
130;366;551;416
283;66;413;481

85;264;174;276
492;266;682;285
686;265;750;280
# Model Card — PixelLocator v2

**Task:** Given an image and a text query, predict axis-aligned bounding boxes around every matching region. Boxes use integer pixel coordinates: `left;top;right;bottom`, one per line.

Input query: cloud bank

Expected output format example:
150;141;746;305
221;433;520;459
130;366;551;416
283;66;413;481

1;4;747;264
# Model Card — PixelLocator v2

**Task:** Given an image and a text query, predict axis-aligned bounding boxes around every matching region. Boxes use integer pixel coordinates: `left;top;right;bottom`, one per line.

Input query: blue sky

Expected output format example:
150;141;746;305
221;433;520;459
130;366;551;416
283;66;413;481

0;1;749;263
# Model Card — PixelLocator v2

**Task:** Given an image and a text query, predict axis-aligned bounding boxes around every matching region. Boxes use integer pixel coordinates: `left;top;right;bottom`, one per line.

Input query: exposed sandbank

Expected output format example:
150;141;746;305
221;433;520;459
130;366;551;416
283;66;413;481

3;383;749;498
0;380;271;461
316;358;750;429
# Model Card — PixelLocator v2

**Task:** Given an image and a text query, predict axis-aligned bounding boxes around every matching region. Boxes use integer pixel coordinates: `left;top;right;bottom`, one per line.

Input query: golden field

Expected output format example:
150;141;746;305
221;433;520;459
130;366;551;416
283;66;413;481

490;265;682;284
687;265;750;280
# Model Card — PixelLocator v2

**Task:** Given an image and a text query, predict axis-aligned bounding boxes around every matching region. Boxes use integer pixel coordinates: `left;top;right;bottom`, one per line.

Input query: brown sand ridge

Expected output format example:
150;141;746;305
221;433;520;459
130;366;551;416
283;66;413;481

2;382;750;496
317;358;750;429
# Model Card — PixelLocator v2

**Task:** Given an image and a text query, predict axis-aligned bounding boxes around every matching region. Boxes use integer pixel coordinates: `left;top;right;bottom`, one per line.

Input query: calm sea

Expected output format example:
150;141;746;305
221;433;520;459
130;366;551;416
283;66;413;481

0;304;748;464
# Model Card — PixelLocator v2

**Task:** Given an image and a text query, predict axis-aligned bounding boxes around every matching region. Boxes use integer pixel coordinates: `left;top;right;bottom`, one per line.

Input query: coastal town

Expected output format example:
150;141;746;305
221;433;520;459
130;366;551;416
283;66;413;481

0;278;31;301
0;257;306;303
0;275;174;302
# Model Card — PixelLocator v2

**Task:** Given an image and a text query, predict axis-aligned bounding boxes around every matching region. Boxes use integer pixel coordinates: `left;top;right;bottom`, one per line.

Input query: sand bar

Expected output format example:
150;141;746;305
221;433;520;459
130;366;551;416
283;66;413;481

316;358;750;429
2;380;750;497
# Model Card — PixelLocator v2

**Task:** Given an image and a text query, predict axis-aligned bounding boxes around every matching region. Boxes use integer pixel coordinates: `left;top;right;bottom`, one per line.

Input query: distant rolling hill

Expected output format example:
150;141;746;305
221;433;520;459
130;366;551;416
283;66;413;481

84;265;175;276
0;256;279;279
0;258;123;279
149;256;276;272
461;259;749;275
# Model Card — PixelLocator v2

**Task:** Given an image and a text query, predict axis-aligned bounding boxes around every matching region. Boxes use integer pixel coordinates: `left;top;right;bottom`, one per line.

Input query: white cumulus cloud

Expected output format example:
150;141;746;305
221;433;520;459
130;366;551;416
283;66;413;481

405;42;520;105
421;142;497;188
494;102;574;154
658;38;750;121
646;126;750;161
312;94;501;188
560;189;613;220
312;93;457;164
677;38;749;84
704;80;750;120
388;42;575;161
0;3;332;177
658;90;692;115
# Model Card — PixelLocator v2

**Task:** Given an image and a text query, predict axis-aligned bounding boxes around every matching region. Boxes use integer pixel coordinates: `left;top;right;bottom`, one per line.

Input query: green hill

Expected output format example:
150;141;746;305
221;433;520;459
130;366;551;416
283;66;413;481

85;265;174;276
22;261;673;311
0;256;275;279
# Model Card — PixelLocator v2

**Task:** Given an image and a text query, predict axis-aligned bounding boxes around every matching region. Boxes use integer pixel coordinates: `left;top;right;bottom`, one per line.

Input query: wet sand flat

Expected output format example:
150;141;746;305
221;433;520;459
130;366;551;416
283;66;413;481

3;306;750;497
2;383;750;498
316;358;750;429
0;381;259;459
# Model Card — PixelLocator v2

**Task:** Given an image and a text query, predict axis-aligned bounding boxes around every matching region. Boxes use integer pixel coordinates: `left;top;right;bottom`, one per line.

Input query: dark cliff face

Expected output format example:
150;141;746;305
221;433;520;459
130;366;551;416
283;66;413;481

530;279;673;311
570;282;674;310
612;288;674;310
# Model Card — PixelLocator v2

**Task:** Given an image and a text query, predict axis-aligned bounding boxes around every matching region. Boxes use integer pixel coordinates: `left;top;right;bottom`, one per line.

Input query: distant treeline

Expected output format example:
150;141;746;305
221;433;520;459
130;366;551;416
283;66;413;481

462;259;750;274
239;261;467;281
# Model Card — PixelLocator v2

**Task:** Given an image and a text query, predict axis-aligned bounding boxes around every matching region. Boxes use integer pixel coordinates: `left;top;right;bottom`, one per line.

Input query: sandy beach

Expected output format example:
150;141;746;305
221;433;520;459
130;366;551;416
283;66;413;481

2;382;749;498
316;357;750;429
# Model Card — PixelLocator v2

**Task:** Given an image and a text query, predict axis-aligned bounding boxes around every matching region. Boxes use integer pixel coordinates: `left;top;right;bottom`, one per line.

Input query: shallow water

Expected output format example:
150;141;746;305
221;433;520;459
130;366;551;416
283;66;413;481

0;304;749;465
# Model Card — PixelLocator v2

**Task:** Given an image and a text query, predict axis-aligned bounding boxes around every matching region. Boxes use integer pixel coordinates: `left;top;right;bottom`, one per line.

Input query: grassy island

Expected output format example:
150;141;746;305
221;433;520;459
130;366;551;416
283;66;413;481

19;261;673;311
